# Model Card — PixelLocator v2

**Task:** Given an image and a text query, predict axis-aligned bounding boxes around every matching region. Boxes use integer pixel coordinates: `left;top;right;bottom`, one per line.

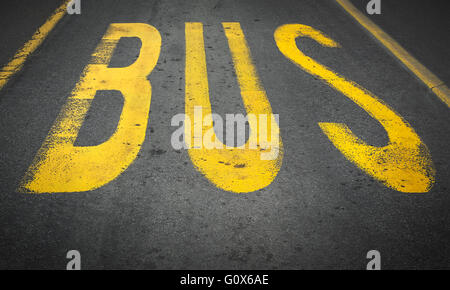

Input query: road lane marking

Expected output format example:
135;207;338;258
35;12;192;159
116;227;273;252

185;22;283;193
275;24;435;193
336;0;450;108
20;23;161;193
0;0;71;91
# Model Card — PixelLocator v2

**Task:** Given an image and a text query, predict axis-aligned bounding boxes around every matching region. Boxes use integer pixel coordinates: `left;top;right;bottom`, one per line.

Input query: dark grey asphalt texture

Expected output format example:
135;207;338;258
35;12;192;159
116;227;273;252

0;0;449;269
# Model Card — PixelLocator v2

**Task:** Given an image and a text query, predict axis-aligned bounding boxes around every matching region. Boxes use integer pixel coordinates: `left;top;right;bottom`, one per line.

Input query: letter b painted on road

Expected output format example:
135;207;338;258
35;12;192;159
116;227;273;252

19;23;161;193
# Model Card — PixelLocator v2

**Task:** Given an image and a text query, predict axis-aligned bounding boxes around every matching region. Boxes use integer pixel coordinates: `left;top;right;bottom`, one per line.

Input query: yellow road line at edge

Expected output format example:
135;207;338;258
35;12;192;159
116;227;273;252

0;0;70;90
336;0;450;108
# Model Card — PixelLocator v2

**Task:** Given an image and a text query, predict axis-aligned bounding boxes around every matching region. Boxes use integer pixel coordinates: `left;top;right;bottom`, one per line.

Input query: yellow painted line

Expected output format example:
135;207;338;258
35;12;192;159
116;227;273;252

336;0;450;108
0;0;70;90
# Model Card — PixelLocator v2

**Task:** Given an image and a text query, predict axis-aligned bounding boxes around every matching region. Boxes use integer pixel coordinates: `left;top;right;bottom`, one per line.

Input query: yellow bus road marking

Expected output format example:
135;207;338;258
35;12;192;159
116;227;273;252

0;0;71;91
336;0;450;108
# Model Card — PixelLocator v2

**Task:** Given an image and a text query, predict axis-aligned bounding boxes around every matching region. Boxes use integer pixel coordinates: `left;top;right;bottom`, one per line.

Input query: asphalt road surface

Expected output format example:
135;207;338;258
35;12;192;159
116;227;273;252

0;0;449;269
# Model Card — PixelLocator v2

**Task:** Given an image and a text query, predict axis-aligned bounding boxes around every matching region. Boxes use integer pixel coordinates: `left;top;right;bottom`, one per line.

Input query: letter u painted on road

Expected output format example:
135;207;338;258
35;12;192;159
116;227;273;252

20;23;161;193
185;22;283;193
274;24;435;193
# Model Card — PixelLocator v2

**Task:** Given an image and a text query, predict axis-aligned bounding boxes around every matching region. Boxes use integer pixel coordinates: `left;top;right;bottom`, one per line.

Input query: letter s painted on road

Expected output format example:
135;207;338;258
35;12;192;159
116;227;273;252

274;24;435;193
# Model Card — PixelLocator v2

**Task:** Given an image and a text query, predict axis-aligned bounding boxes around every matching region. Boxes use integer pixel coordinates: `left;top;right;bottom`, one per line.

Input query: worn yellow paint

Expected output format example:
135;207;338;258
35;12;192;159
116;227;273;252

185;22;283;193
20;23;161;193
274;24;435;193
0;0;71;90
336;0;450;108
